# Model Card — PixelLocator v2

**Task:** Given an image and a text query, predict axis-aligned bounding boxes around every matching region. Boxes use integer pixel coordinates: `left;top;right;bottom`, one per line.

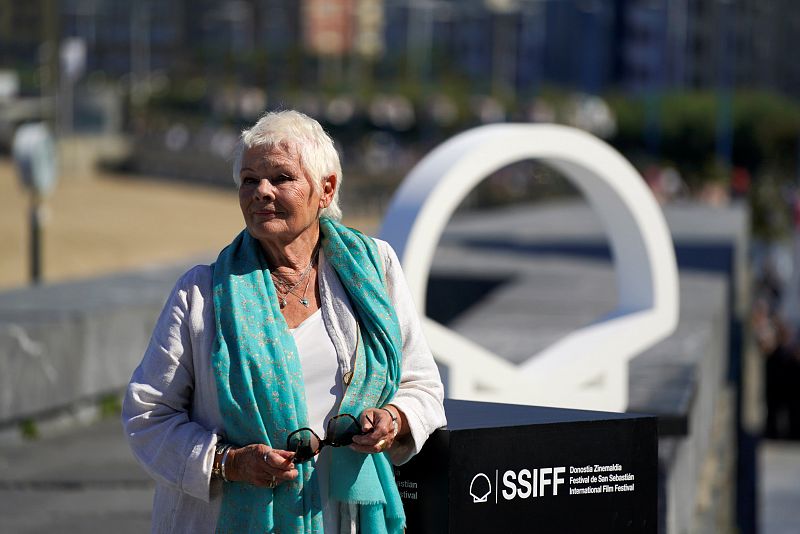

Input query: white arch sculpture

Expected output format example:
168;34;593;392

379;124;679;412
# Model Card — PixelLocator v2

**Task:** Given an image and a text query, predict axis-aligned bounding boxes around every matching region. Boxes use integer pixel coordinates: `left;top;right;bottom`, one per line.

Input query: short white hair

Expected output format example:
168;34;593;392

232;110;343;220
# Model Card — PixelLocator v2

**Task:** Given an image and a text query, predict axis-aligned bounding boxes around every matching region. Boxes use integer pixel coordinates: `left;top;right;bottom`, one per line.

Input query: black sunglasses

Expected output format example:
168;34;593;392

287;413;371;462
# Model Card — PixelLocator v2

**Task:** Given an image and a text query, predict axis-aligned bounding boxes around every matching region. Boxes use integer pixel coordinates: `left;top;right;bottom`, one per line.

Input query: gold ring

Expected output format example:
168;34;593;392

376;439;387;450
266;476;277;489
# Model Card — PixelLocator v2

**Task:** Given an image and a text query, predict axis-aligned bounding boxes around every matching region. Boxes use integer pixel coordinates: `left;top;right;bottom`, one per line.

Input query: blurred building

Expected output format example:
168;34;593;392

617;0;800;96
749;0;800;97
303;0;356;56
61;0;185;76
1;0;800;106
0;1;56;71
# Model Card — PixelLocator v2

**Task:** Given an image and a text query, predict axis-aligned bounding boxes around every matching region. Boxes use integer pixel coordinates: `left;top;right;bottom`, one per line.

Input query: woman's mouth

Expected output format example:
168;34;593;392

254;208;278;216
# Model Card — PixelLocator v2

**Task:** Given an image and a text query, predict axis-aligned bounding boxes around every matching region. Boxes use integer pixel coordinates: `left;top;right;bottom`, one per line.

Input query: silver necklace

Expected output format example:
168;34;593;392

287;271;314;308
270;249;318;308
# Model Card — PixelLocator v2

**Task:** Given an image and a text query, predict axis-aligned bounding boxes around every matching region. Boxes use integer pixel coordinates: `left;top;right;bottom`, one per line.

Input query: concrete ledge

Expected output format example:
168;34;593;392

0;263;196;426
628;267;729;437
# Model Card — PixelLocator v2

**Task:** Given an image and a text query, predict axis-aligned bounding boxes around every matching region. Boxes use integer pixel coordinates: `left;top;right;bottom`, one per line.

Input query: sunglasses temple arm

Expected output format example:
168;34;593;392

364;414;376;434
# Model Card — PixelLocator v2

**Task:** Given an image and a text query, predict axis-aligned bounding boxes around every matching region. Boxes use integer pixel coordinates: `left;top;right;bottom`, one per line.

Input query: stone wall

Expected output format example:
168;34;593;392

0;264;191;425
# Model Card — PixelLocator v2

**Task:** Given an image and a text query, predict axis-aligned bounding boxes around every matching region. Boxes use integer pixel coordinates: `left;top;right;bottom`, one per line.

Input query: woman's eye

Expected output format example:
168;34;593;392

242;176;258;185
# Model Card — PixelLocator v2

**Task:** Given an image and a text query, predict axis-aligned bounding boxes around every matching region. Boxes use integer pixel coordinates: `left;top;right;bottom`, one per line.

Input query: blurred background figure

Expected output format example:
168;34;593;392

761;318;800;440
754;252;800;440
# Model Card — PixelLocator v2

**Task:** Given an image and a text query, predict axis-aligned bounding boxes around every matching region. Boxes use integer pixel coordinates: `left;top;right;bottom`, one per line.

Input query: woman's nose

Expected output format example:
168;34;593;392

255;179;275;200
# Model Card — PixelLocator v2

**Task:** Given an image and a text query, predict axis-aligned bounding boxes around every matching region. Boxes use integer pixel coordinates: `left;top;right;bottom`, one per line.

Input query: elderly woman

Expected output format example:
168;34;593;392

123;110;446;533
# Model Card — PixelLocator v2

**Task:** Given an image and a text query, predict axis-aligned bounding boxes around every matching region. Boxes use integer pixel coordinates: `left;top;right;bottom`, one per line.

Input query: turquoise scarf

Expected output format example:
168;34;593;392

211;217;405;533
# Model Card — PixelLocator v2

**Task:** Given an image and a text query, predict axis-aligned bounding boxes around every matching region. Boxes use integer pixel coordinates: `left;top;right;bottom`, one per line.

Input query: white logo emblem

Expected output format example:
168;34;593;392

469;472;492;503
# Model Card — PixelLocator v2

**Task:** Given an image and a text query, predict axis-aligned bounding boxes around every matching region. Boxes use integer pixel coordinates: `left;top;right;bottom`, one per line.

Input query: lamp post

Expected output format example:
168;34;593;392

715;0;734;169
642;0;668;157
485;0;520;101
406;0;435;86
129;1;151;108
12;124;58;285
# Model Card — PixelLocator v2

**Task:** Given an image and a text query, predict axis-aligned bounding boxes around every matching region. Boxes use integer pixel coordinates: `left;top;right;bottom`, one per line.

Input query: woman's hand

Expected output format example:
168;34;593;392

351;405;404;454
226;444;298;487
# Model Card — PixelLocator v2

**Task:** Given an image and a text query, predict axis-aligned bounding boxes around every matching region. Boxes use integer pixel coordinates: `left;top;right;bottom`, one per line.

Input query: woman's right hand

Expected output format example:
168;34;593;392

226;444;298;487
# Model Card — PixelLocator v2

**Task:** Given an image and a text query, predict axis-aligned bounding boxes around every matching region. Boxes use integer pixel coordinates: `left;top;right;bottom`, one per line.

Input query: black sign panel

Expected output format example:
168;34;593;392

394;399;657;534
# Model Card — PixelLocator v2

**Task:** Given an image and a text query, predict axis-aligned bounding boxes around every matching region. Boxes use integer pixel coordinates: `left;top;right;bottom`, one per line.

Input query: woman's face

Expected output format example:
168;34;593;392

238;143;334;246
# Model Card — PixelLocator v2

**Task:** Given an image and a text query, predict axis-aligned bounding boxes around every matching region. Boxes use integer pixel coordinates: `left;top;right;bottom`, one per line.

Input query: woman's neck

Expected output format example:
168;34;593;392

258;223;320;275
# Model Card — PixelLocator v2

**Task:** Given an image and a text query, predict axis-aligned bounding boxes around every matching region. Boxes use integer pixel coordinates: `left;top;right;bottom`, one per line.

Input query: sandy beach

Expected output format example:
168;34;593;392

0;158;378;290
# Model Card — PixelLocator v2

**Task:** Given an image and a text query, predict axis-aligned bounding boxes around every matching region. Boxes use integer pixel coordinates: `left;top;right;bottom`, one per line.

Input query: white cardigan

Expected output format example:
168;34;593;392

122;239;447;533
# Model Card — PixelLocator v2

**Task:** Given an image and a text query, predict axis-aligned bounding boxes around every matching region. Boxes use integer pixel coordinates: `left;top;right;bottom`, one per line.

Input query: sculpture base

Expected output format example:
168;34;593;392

394;399;657;533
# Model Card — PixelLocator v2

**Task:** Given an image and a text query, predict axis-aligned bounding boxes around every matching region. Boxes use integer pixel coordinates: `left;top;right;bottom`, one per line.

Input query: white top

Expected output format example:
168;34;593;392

122;238;447;534
292;307;342;532
292;308;341;436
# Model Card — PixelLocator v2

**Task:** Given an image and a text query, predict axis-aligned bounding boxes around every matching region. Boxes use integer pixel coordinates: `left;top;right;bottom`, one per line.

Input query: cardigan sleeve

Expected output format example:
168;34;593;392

377;240;447;465
121;267;218;503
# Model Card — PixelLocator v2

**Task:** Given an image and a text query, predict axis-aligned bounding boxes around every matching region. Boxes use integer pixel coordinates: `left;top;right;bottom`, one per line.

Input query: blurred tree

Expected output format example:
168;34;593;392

607;90;800;191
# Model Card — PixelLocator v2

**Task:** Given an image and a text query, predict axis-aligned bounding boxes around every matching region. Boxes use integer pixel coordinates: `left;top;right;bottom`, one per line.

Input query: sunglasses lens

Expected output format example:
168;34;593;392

287;429;320;462
327;414;362;446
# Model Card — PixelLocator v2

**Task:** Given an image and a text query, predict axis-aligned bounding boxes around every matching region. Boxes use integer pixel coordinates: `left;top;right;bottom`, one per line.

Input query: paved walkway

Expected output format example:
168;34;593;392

759;439;800;534
0;415;797;532
0;417;152;533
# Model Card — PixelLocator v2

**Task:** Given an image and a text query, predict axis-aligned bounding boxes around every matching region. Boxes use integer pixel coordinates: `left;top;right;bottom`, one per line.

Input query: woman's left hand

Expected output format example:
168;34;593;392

351;406;400;454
